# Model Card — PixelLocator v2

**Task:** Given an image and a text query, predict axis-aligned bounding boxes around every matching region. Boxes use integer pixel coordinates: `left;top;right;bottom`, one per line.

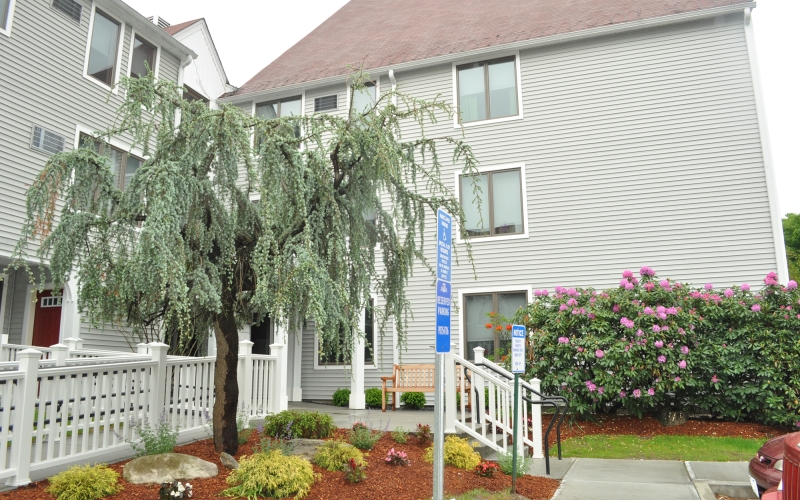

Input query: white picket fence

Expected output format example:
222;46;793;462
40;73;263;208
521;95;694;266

0;338;283;487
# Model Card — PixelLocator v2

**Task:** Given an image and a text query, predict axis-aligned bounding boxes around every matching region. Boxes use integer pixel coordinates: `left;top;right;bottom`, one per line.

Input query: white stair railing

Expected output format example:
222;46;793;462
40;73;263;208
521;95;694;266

446;347;544;460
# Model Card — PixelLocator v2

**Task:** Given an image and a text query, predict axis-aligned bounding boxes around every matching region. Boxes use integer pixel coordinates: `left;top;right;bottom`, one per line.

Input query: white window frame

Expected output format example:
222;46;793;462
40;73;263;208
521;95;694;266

455;162;529;244
250;90;306;149
0;273;9;341
457;284;532;359
314;295;380;371
83;3;125;93
345;79;380;116
451;51;523;128
0;0;16;36
127;28;161;79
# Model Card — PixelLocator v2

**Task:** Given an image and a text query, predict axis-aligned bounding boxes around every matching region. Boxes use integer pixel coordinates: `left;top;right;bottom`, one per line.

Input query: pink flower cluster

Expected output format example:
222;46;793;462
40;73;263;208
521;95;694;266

585;380;597;392
534;289;549;297
558;337;570;344
620;317;635;329
764;272;779;286
640;266;655;277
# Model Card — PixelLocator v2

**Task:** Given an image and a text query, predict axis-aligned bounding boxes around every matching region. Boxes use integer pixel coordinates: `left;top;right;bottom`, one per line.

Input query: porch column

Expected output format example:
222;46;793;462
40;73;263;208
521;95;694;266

290;324;303;402
271;320;289;411
349;310;366;409
59;273;81;343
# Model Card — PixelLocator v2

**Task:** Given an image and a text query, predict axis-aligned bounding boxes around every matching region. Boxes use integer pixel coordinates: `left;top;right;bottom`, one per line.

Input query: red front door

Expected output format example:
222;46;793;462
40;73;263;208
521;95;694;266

31;290;62;348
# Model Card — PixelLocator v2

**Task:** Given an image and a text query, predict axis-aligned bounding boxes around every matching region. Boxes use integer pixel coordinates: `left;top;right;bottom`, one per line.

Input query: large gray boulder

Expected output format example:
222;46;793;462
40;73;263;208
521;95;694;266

286;439;326;460
123;453;218;484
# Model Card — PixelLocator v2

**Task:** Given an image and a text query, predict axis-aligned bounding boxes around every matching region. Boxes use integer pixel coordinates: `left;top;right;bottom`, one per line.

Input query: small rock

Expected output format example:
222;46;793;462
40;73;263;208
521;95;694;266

123;453;218;484
220;452;239;469
286;439;326;460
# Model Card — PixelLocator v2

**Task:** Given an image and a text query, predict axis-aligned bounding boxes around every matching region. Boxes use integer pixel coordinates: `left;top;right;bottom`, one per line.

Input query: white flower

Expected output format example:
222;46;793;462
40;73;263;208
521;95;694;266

177;483;185;492
171;492;178;497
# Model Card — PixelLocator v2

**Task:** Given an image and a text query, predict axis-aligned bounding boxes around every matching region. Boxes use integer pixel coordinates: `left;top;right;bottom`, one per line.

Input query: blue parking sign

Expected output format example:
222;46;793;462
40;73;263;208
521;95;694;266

435;280;451;353
436;209;452;282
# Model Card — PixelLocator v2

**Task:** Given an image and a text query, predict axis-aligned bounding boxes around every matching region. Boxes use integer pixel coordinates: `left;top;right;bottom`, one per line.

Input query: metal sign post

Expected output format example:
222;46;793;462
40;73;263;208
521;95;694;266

433;208;452;500
510;324;526;494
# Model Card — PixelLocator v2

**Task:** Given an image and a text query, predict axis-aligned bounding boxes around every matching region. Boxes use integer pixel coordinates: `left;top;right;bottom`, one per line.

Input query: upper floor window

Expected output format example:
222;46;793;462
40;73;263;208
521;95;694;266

460;168;523;237
0;0;10;32
183;86;209;105
256;96;302;140
456;56;518;123
79;134;142;191
351;82;376;115
130;35;156;78
87;10;121;87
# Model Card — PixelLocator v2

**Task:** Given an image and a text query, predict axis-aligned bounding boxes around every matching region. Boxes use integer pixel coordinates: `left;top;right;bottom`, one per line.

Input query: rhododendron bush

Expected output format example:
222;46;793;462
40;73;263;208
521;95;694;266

510;268;800;427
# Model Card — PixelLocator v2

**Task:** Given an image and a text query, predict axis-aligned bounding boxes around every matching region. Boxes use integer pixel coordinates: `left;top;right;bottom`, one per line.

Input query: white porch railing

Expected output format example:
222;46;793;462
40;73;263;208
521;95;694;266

445;347;568;474
0;337;286;487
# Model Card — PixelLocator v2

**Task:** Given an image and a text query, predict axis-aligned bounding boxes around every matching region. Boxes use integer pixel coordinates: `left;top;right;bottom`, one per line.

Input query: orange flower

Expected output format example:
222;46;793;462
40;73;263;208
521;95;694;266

495;325;502;332
505;324;512;331
485;323;493;329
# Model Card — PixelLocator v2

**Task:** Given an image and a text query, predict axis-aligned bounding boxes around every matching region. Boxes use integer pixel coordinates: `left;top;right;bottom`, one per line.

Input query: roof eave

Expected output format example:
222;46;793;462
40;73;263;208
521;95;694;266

98;0;198;60
219;1;755;104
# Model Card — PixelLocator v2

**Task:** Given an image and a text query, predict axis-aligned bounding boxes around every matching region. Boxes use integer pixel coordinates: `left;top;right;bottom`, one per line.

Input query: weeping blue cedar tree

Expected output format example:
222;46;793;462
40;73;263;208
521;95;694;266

6;71;480;454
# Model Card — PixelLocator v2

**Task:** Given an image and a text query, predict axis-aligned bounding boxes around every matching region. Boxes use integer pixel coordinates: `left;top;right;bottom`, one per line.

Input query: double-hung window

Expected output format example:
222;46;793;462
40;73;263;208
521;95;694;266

256;96;302;141
79;134;142;191
456;56;518;123
460;168;524;237
130;35;156;78
464;291;527;360
351;81;376;115
0;0;12;33
87;10;121;87
318;300;375;366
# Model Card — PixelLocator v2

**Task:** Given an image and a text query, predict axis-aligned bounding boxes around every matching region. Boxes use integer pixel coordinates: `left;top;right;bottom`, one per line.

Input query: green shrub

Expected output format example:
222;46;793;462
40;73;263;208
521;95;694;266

497;451;528;476
126;411;178;457
257;436;294;455
400;392;426;409
364;388;386;408
506;268;800;427
349;427;382;450
423;436;481;470
332;388;350;407
45;464;122;500
391;427;408;444
223;451;318;499
313;440;366;471
263;410;335;439
344;457;366;484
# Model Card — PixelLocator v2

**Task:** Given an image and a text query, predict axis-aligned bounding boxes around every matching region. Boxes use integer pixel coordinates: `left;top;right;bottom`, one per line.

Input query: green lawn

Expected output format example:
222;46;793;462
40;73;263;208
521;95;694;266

561;435;762;462
446;489;525;500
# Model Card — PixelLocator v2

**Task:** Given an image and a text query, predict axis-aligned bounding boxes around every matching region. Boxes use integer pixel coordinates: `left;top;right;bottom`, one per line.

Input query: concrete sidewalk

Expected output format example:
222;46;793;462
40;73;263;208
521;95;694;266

541;457;756;500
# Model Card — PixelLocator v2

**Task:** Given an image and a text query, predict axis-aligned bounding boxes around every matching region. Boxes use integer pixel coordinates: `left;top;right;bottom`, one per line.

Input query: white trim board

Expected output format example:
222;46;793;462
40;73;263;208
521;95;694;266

454;162;529;244
743;8;790;283
0;273;9;340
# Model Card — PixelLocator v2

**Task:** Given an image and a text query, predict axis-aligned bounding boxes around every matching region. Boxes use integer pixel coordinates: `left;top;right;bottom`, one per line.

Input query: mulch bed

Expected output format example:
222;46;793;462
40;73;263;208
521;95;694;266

2;429;559;500
543;414;789;444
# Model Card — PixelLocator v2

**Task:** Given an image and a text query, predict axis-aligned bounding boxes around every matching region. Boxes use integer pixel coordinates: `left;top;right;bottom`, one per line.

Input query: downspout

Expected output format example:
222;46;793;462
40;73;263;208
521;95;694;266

743;7;790;283
388;69;397;106
175;54;194;127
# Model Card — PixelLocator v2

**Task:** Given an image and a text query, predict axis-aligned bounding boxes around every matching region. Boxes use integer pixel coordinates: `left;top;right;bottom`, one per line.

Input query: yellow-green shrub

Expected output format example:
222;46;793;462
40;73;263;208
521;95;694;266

313;440;366;471
423;436;481;470
223;450;319;499
45;464;122;500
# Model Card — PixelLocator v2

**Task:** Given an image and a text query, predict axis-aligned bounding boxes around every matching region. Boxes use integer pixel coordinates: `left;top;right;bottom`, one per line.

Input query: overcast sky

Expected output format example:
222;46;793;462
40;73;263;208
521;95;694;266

128;0;798;216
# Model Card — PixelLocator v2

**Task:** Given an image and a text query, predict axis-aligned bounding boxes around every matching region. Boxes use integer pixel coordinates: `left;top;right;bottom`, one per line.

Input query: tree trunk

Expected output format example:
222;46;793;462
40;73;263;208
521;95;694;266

212;306;240;454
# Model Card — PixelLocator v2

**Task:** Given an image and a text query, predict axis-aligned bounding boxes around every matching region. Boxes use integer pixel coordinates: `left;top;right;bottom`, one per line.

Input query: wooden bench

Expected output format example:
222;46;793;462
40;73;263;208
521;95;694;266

381;363;471;412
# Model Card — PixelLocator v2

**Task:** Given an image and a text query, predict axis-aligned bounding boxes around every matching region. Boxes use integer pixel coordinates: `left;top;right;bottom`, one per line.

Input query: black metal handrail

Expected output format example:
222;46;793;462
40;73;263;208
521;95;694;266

470;361;569;475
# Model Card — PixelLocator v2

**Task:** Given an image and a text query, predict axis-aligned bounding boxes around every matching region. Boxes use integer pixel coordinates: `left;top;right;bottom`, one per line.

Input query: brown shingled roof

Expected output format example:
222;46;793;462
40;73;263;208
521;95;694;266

163;19;202;36
228;0;750;98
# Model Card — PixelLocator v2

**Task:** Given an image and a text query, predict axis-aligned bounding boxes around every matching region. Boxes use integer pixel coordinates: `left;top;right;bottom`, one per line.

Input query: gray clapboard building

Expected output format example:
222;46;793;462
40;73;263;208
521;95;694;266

0;1;236;351
218;0;788;405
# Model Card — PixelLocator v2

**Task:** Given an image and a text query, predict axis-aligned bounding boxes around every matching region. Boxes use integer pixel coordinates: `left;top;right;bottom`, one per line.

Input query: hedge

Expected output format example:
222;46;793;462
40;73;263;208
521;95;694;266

496;268;800;427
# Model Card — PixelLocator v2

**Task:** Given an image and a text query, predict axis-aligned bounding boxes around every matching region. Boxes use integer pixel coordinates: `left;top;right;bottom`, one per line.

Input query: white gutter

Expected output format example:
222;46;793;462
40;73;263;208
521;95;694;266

743;7;789;282
219;2;755;104
175;54;194;126
388;69;397;106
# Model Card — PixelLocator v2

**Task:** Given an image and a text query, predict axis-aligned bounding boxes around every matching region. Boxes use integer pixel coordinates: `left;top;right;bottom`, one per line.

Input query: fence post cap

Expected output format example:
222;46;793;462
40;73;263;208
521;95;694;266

49;344;68;350
18;348;42;356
